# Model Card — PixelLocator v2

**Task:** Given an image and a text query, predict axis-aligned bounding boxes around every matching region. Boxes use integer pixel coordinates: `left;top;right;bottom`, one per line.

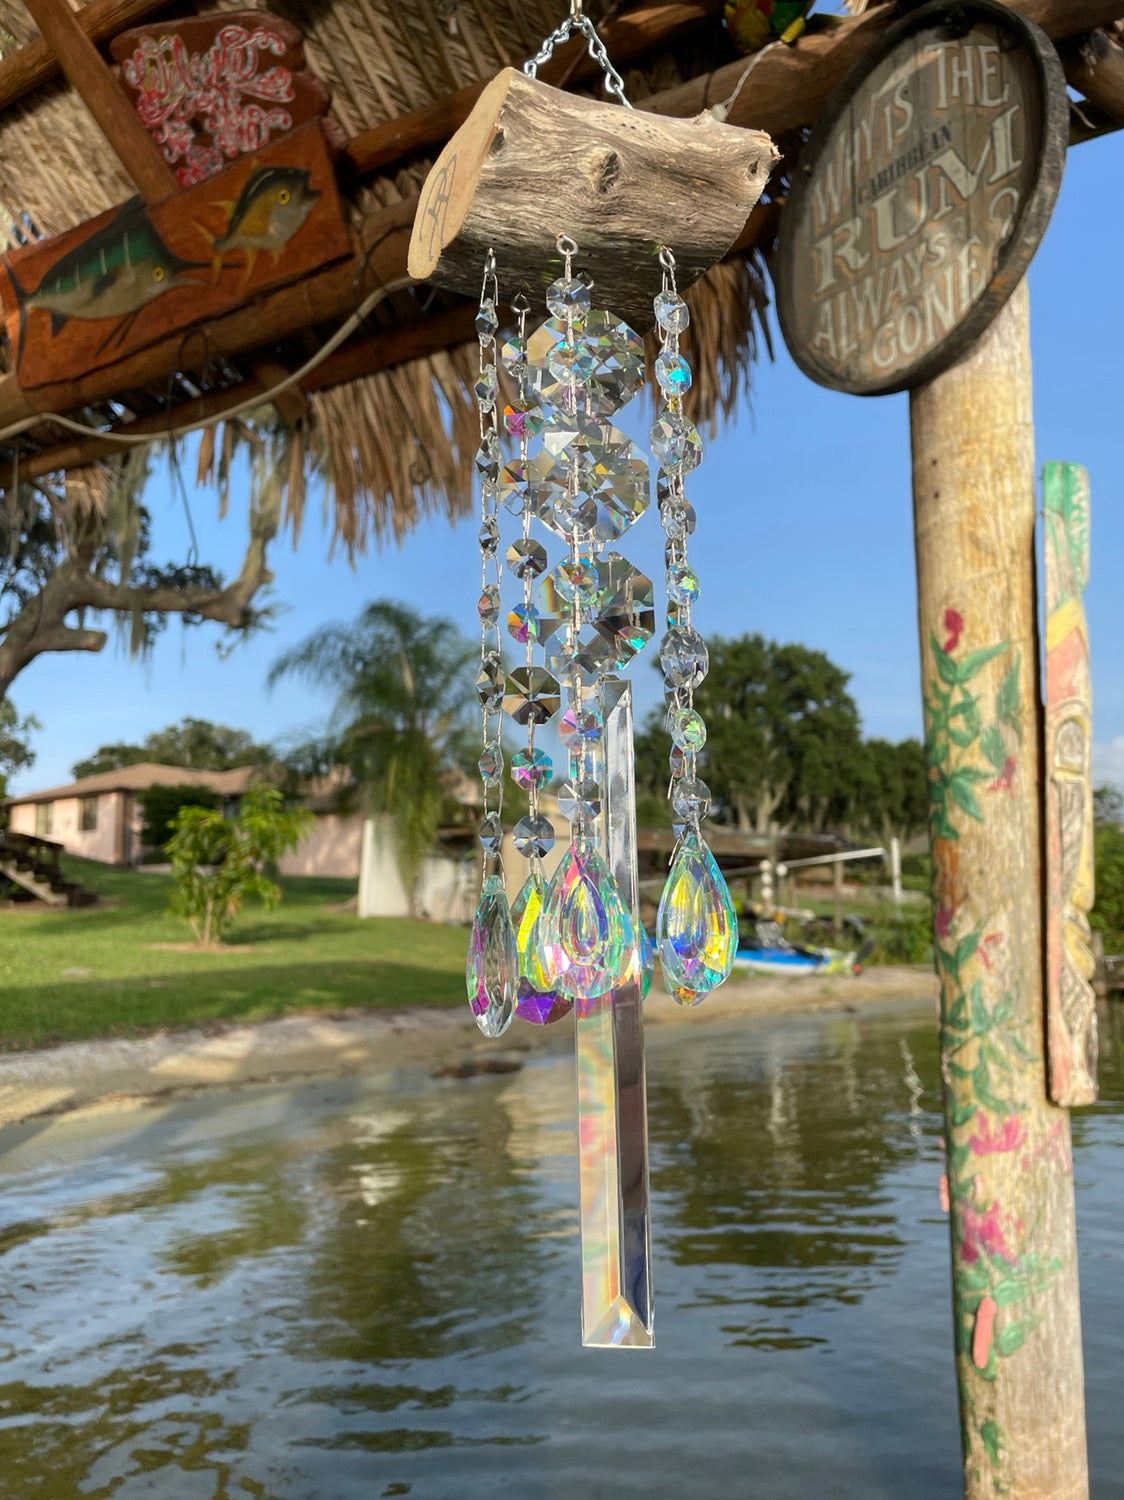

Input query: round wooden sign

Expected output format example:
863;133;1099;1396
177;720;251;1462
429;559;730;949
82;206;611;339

775;0;1068;396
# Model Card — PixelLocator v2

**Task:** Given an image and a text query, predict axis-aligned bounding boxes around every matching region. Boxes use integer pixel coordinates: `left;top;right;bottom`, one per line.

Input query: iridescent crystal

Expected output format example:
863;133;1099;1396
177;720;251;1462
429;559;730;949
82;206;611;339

511;870;572;1025
668;563;700;603
476;298;498;340
669;706;707;752
651;412;702;473
500;333;528;382
526;312;645;413
547;337;596;385
559;701;604;748
661;500;697;541
557;777;603;821
506;537;547;579
478;742;504;786
503;666;561;725
655;350;692;394
498;458;530;515
511;746;553;789
533;846;636;1000
638;922;655;1000
508;602;545;645
477;584;501;627
672;776;712;822
466;873;516;1037
660;626;709;688
475;660;503;709
474;363;498;411
532;423;649;543
547;275;592;320
513;813;555;858
504;401;544;441
656;831;738;999
475;430;500;480
593;552;655;668
654;289;690;334
479;812;504;854
478;518;499;556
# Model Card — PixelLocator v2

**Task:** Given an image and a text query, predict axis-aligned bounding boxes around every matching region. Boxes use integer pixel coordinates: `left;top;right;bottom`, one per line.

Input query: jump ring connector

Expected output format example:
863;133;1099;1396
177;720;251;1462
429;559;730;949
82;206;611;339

556;234;579;257
658;245;676;273
512;291;532;313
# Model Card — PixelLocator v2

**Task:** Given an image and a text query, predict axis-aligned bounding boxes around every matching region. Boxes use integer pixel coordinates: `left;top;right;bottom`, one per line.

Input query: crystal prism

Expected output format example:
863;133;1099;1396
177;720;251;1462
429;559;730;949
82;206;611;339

668;563;700;604
476;298;498;340
556;777;603;821
504;401;544;441
474;363;498;411
660;626;709;688
466;873;516;1037
475;434;499;482
533;846;636;1000
478;518;499;556
655;350;692;395
654;289;690;334
475;658;503;709
593;552;655;668
547;275;592;320
668;706;707;752
511;746;553;789
527;428;649;544
508;602;546;645
559;701;604;748
671;776;712;822
651;412;702;473
478;813;504;854
513;813;555;859
477;585;501;627
503;666;561;726
478;742;504;786
506;537;547;579
526;312;645;414
511;870;572;1025
656;831;738;999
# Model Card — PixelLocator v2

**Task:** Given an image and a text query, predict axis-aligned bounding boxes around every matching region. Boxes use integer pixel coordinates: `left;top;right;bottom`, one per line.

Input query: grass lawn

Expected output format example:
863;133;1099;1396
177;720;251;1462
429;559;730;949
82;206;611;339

0;857;467;1051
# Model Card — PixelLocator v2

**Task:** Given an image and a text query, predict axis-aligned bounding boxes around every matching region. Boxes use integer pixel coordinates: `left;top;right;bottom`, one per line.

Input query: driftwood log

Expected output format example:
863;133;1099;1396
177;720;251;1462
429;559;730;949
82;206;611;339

408;67;777;328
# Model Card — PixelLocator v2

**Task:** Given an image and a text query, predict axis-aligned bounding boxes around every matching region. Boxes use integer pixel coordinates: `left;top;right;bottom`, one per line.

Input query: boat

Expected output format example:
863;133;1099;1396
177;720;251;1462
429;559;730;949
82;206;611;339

731;917;871;979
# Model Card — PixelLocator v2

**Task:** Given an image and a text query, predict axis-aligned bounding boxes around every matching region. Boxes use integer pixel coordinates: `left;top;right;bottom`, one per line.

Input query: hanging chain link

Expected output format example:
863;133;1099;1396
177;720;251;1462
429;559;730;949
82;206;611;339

523;5;633;108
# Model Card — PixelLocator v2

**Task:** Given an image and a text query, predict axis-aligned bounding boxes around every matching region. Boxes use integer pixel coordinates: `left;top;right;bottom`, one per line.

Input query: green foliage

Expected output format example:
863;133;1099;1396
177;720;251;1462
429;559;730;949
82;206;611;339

166;785;314;946
866;905;934;965
73;717;273;780
0;698;39;796
269;600;476;913
1094;784;1124;827
139;782;222;853
1091;823;1124;952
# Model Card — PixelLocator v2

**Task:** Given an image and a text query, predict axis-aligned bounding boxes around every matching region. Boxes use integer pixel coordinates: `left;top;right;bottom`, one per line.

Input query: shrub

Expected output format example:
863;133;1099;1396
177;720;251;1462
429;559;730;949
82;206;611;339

140;783;222;853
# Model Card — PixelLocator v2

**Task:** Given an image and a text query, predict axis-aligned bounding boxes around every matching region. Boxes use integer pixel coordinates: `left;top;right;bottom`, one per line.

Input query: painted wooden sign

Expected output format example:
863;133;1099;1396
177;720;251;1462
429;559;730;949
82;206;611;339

775;0;1068;395
110;10;333;187
0;120;351;391
1043;461;1098;1107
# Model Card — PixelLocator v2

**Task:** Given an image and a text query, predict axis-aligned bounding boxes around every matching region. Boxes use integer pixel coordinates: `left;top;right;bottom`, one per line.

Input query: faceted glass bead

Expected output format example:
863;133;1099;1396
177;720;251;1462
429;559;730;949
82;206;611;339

669;706;707;752
498;458;530;516
513;813;554;859
466;873;516;1037
475;442;499;484
654;289;690;334
656;831;738;999
511;746;553;789
511;870;572;1025
547;275;592;320
504;401;544;441
506;537;547;579
662;500;697;541
655;349;692;395
475;363;498;411
479;813;504;854
537;558;597;633
508;602;544;645
559;700;604;748
651;412;703;473
501;333;528;381
477;584;501;627
668;563;700;604
532;422;649;543
532;846;636;1000
475;660;503;709
478;742;504;786
526;312;645;414
557;777;603;821
478;518;499;556
476;298;498;341
660;626;709;688
672;776;712;822
503;666;561;726
593;552;655;668
547;336;597;386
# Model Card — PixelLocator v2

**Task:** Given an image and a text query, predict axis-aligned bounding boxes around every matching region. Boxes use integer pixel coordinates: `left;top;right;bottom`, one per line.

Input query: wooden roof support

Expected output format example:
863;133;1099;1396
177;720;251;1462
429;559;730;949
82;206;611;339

0;0;170;113
1063;28;1124;136
17;0;309;424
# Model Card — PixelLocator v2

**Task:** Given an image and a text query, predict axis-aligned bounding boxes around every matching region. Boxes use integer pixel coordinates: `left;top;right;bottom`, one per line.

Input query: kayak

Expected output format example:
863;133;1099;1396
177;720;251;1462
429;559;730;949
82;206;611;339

732;945;858;978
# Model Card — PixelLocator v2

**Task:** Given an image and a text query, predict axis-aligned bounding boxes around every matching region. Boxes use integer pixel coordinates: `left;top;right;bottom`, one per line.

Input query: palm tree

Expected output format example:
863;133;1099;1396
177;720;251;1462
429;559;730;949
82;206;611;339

269;600;477;914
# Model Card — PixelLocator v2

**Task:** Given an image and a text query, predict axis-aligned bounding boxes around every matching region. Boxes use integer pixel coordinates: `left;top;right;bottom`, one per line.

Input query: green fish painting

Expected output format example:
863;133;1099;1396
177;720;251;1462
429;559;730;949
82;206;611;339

206;165;321;277
8;196;208;365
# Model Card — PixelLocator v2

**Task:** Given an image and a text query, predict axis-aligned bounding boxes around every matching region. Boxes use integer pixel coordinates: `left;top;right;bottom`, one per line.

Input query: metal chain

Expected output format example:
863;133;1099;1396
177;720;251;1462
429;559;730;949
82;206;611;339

523;9;633;108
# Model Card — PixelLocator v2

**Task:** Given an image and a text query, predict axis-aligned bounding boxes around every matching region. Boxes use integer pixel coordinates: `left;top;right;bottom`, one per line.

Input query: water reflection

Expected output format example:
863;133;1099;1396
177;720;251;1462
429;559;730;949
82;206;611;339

0;1005;1118;1498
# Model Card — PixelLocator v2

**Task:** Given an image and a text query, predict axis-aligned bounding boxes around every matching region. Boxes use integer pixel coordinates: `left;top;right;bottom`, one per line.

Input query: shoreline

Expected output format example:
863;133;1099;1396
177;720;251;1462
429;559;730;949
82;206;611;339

0;965;938;1131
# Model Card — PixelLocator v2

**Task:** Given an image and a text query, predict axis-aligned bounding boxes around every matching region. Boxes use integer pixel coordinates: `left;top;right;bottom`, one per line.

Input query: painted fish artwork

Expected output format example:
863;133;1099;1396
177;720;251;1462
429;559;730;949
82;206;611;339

0;120;351;390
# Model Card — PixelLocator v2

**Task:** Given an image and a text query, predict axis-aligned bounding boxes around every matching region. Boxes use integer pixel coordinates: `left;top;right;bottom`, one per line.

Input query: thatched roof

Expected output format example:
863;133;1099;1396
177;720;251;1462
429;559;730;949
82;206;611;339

0;0;775;550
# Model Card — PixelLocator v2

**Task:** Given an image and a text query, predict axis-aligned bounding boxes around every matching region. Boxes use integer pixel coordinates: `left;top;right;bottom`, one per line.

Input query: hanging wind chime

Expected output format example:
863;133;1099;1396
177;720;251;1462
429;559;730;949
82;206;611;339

409;0;776;1347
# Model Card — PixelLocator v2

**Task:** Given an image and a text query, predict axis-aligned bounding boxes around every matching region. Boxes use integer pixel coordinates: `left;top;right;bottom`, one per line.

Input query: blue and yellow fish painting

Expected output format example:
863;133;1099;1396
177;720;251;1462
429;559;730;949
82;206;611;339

202;165;321;278
7;196;208;365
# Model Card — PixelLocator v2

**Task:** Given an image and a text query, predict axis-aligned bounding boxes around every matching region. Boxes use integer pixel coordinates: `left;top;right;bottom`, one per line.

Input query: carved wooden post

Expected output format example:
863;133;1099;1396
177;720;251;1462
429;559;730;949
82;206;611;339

910;280;1088;1499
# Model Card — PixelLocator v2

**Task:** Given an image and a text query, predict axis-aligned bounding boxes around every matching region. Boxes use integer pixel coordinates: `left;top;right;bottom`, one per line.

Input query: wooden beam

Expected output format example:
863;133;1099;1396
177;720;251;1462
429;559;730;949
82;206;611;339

1063;27;1124;123
20;0;174;202
344;0;724;177
0;0;170;113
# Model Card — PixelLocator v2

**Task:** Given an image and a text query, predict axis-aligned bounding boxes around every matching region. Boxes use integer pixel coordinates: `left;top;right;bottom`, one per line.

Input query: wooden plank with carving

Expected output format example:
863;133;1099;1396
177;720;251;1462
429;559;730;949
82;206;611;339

110;10;333;187
1044;460;1098;1107
0;120;351;391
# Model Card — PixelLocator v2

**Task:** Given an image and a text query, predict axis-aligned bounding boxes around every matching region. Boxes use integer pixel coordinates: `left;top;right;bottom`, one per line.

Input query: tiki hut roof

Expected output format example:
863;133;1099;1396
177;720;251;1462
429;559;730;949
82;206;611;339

0;0;1116;551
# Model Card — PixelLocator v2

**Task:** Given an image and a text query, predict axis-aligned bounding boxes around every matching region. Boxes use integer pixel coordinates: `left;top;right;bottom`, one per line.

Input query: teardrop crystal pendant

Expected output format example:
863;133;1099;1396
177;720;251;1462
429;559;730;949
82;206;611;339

511;869;573;1025
534;847;635;1001
466;874;517;1037
656;831;738;1002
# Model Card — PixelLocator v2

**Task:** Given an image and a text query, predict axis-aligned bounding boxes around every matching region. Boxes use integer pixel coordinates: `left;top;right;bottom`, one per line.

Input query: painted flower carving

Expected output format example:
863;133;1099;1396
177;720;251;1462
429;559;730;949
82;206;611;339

942;608;965;653
970;1114;1027;1157
961;1202;1017;1265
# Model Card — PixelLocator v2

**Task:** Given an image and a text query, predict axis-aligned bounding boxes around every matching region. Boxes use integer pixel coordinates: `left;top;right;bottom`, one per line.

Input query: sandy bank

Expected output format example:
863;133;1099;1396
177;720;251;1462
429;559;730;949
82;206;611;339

0;965;938;1130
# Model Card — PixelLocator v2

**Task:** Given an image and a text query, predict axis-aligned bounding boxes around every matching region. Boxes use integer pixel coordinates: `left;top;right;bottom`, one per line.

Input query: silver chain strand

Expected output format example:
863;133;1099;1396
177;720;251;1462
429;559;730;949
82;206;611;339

523;7;633;108
476;250;504;875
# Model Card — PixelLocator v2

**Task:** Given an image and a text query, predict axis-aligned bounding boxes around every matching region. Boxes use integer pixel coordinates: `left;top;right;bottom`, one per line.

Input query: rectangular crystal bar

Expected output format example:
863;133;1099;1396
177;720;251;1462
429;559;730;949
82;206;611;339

576;676;653;1348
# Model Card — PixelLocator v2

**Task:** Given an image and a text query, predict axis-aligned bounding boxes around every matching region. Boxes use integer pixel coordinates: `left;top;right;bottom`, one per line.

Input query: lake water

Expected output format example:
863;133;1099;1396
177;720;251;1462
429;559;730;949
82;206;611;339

0;1000;1122;1499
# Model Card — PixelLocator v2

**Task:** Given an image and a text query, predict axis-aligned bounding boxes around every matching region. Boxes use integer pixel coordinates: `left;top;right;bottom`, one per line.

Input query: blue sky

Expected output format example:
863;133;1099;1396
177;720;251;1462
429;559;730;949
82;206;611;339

7;128;1123;797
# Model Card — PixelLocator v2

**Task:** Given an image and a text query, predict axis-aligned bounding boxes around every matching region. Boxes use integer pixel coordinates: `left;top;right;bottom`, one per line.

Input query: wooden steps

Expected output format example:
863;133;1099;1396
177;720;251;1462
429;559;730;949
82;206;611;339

0;832;99;908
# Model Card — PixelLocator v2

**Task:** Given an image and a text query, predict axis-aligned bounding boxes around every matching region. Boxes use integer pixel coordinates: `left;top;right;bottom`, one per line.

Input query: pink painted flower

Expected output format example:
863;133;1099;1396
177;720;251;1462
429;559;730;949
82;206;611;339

972;1295;997;1369
935;900;957;940
939;1172;950;1213
970;1114;1027;1157
961;1202;1016;1265
987;757;1017;797
942;608;965;653
977;931;1004;971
